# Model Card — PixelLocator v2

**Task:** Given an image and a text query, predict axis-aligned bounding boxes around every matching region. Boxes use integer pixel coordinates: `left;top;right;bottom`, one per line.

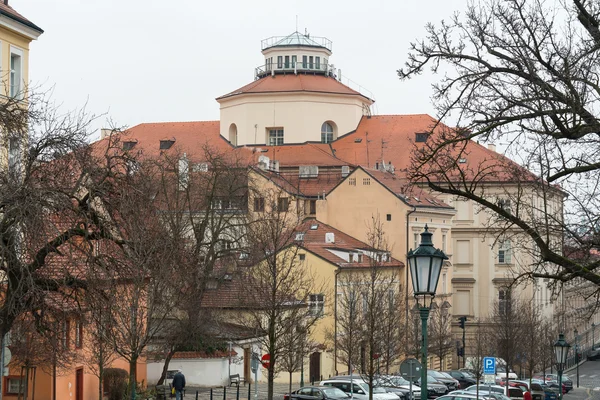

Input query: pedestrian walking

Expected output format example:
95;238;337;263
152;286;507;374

172;369;186;400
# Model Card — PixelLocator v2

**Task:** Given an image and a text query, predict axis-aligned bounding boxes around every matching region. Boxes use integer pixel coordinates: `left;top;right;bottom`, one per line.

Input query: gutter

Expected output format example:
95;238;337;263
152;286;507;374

405;205;417;353
334;267;341;375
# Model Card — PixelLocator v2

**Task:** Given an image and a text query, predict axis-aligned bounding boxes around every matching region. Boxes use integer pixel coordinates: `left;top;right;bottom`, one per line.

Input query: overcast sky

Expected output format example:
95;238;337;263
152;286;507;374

15;0;467;139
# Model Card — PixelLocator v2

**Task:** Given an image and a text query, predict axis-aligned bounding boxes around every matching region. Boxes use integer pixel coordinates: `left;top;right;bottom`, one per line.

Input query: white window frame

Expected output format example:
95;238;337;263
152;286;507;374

10;46;24;99
268;128;284;146
498;240;512;264
309;294;324;316
6;377;24;394
321;122;334;143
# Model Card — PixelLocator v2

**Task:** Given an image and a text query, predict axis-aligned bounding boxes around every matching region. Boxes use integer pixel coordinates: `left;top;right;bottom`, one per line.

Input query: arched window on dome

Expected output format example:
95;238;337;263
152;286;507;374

229;123;238;146
321;122;336;143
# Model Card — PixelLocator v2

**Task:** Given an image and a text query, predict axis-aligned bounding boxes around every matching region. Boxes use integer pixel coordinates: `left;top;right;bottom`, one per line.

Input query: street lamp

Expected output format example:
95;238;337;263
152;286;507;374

554;333;571;400
408;225;448;400
574;329;579;388
593;323;596;349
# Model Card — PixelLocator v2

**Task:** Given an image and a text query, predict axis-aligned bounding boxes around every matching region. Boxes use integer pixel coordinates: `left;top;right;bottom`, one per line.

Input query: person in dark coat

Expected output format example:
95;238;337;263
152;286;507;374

172;369;186;400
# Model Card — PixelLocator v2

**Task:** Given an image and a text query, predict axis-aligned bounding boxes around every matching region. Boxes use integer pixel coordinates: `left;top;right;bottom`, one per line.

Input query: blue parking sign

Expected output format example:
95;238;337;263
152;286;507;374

483;357;496;374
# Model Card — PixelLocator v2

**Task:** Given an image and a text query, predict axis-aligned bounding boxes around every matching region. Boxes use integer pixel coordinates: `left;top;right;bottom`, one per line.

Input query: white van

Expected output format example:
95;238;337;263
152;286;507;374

320;378;400;400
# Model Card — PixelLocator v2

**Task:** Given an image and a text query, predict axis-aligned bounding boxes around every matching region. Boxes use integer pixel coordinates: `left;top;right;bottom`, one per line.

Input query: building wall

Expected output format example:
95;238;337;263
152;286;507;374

0;25;31;98
219;92;368;146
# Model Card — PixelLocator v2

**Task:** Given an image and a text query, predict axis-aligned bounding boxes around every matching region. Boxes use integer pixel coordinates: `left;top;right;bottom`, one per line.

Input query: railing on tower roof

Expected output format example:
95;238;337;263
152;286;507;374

261;34;333;52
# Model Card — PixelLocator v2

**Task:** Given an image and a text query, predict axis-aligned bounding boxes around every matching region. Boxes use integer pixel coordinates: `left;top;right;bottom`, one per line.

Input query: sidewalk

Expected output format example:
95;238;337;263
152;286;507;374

183;382;295;400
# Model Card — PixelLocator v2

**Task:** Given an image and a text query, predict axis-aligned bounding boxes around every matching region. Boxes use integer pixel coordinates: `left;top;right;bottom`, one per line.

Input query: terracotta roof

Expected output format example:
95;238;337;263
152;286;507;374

245;142;348;167
217;74;371;101
296;219;404;269
361;168;452;208
0;3;43;33
332;114;535;183
92;121;236;163
257;169;345;197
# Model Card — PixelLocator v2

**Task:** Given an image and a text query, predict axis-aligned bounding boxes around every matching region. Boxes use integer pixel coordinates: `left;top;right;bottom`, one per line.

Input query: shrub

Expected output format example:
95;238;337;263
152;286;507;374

103;368;128;400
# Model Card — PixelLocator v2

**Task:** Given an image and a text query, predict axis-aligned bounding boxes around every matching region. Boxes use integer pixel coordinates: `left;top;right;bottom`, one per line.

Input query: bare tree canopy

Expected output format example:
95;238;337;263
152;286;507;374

398;0;600;292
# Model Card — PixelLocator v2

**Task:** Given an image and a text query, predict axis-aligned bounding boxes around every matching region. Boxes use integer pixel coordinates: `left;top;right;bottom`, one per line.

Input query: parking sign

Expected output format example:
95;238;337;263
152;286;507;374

483;357;496;374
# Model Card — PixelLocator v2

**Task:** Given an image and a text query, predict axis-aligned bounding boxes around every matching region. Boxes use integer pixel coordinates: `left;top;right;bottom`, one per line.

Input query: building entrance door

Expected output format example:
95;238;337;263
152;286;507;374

309;352;321;384
75;368;83;400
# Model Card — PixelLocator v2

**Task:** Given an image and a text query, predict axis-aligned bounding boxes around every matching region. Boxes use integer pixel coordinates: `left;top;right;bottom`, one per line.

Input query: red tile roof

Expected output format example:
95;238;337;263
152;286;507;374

245;142;348;167
172;350;237;359
296;219;404;269
332;114;535;183
257;169;345;197
0;3;43;33
217;74;372;101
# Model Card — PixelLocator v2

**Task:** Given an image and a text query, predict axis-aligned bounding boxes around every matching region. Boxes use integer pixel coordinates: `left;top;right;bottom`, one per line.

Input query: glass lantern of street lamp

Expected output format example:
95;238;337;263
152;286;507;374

554;333;570;367
408;225;449;308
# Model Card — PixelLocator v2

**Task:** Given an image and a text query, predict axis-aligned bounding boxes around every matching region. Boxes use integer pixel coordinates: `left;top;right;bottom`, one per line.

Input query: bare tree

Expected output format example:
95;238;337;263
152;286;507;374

521;305;545;383
398;0;600;296
241;186;325;400
487;288;528;385
427;302;453;369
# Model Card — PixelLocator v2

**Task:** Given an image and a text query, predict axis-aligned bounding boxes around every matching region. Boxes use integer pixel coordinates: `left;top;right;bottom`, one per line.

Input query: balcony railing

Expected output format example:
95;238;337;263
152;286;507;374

255;61;331;79
261;35;332;52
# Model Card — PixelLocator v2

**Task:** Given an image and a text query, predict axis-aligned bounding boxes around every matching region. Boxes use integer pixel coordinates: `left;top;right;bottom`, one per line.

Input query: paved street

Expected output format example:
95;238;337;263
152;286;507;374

565;359;600;395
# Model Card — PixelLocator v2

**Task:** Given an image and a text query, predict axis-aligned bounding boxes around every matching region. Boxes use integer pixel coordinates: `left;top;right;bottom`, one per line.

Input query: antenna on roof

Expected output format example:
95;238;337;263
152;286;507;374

296;15;298;32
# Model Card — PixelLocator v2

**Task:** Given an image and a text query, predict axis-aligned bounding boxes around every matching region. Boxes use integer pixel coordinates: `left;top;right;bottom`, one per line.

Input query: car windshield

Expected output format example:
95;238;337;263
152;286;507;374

429;371;446;378
323;388;348;398
390;377;411;386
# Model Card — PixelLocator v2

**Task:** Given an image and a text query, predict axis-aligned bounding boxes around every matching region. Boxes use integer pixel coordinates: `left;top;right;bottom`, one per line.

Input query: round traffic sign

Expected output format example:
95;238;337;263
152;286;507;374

261;354;270;368
400;358;422;380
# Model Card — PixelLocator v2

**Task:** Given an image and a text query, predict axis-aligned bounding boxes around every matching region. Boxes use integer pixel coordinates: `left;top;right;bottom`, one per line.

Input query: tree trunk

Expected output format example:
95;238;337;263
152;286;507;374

98;362;103;400
130;357;138;400
268;363;275;400
289;372;292;394
157;348;176;386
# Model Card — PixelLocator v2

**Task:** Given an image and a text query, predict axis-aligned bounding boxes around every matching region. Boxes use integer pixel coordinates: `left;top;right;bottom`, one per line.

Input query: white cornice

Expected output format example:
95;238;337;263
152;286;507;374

0;14;41;41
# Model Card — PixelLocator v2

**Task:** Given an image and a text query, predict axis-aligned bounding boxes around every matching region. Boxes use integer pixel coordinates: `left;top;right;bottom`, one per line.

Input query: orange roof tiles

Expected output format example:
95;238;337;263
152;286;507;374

217;74;371;101
296;219;404;269
245;142;348;167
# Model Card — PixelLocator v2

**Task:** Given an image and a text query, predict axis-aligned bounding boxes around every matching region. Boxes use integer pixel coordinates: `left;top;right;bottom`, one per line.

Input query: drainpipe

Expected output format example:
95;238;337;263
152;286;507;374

334;267;341;375
405;206;417;352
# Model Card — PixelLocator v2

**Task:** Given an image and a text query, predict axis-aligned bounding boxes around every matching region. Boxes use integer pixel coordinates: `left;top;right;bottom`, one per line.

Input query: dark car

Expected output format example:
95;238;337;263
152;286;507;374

416;377;448;398
445;371;476;389
561;376;573;393
284;386;350;400
529;383;544;400
538;384;558;400
588;345;600;360
428;370;459;391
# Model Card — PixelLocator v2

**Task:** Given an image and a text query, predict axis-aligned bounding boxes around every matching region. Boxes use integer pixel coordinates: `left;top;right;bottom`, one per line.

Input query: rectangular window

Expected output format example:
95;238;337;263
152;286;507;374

442;234;447;252
413;233;418;250
362;178;370;185
284;55;290;68
415;132;428;142
254;197;265;212
315;57;321;70
442;272;447;294
302;55;307;68
309;200;316;215
386;214;392;221
75;320;83;348
299;253;306;261
62;320;70;349
10;47;23;99
498;240;512;264
309;56;314;69
498;199;512;215
268;128;284;146
277;56;283;68
309;294;324;316
348;178;356;186
292;55;297;67
277;197;289;212
160;140;174;150
499;289;511;315
8;137;20;179
6;377;24;395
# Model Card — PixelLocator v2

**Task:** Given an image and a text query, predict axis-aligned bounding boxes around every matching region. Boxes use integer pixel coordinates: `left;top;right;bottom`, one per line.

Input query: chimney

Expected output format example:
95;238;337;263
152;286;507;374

100;128;113;139
488;143;496;152
3;1;7;5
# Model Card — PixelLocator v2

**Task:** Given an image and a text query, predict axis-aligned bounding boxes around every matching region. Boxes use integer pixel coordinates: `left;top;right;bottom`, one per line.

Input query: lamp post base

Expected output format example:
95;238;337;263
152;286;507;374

420;307;430;400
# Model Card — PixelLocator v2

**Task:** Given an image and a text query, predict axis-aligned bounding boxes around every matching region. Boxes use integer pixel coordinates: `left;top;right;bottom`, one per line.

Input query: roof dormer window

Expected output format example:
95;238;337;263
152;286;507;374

415;132;428;143
123;141;137;151
160;140;175;150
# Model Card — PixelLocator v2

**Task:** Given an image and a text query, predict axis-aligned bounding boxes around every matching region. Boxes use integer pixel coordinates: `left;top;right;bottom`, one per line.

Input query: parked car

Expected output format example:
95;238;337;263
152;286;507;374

376;375;421;400
495;367;518;382
284;386;351;400
537;384;558;400
416;377;448;398
434;394;479;400
445;371;477;389
439;372;461;389
465;385;506;395
545;381;566;395
532;375;557;382
321;378;400;400
561;376;573;392
529;383;545;400
428;370;459;391
588;345;600;360
449;390;510;400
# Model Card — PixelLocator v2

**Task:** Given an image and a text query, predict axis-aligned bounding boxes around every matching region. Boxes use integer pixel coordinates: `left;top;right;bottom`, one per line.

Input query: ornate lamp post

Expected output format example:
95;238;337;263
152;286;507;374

408;225;448;400
593;323;596;348
554;333;570;400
